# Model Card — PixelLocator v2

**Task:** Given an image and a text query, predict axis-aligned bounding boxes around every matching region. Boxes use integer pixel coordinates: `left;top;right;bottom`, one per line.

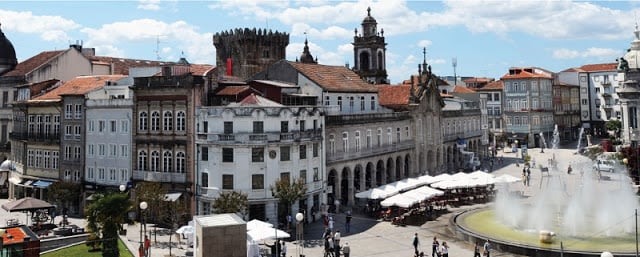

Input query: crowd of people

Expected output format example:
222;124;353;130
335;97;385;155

413;234;491;257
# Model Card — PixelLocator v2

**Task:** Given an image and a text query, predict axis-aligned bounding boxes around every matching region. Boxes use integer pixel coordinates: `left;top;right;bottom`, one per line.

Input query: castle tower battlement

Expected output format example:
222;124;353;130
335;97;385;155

213;28;289;80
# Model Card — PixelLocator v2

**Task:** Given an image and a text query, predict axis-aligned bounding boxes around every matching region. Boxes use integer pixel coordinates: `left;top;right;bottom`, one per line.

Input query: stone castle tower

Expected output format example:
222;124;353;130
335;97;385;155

352;7;388;84
213;28;289;80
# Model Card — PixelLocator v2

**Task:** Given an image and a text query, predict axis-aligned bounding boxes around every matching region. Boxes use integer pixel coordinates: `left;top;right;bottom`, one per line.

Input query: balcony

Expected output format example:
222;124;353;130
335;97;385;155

10;132;60;143
133;170;186;183
327;140;414;163
326;112;411;126
601;80;611;86
197;130;322;144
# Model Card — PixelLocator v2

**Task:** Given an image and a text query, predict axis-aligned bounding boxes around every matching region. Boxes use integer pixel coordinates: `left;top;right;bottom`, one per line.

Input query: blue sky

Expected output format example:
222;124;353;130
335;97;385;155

1;0;639;83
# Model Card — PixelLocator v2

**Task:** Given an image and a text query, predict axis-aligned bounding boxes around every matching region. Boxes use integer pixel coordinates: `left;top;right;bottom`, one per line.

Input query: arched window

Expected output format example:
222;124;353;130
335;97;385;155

176;152;185;173
176;111;186;131
151;111;160;131
377;51;384;70
151;151;160;171
163;151;173;172
138;150;148;171
163;111;173;131
329;134;335;154
359;51;370;71
342;132;349;153
139;112;148;131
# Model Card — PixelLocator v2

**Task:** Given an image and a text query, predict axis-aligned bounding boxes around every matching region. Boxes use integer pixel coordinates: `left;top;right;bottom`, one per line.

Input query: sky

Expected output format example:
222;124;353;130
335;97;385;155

1;0;640;84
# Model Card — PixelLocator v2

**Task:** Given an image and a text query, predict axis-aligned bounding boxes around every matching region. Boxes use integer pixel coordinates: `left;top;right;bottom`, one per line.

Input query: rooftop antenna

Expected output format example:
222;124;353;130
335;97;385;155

154;35;163;61
452;57;458;85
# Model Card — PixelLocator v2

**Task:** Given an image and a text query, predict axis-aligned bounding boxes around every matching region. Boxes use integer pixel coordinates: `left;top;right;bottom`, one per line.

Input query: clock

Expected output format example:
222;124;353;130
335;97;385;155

269;150;277;159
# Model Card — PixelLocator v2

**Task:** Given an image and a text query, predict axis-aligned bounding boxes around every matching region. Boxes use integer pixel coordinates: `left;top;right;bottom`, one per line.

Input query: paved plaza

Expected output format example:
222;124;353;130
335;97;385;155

1;144;623;257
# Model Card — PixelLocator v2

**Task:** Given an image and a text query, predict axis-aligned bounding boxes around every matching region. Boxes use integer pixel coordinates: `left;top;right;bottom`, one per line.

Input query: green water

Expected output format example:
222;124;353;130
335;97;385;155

459;209;638;253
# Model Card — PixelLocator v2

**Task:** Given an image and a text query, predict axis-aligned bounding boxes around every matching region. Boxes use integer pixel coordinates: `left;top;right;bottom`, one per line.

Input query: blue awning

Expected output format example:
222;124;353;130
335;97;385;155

32;180;53;188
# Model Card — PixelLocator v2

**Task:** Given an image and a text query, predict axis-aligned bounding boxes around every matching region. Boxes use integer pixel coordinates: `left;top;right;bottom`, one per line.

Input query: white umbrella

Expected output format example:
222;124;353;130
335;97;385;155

246;226;290;241
246;219;273;231
494;174;522;184
380;193;421;208
176;225;194;235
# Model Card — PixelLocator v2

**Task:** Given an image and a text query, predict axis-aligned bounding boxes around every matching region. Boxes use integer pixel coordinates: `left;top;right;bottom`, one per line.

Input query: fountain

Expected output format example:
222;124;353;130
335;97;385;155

576;127;585;152
453;146;640;256
539;132;547;153
552;124;560;150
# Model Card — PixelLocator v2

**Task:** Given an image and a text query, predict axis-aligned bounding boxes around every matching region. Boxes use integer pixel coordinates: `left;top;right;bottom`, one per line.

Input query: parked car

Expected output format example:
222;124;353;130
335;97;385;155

593;159;615;173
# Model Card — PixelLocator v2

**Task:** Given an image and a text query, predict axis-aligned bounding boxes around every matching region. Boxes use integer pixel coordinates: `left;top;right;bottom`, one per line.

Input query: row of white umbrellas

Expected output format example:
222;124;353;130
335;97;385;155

246;219;290;241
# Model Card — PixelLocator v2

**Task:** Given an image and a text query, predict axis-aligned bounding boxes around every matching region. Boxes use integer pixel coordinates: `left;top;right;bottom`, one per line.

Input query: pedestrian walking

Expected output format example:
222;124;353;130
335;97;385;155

440;242;449;257
345;210;352;233
342;242;350;257
431;236;439;257
483;239;491;257
413;233;420;256
328;216;335;232
281;241;287;257
334;230;341;246
474;242;481;257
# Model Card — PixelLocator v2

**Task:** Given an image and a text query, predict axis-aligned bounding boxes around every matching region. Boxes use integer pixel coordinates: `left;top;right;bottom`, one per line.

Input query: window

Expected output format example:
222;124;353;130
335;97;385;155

224;122;233;134
52;151;59;169
280;121;288;133
325;96;330;106
109;168;117;181
337;96;343;111
88;120;95;133
349;96;354;111
176;152;185;173
396;127;401;142
201;173;209;188
329;134;335;154
222;174;234;190
176;111;186;131
65;104;73;119
74;146;81;160
27;150;34;167
366;130;372;148
355;131;361;152
360;96;365;111
405;127;410;138
99;144;106;156
280;172;290;183
151;111;160;131
54;115;60;135
64;145;72;160
74;125;82;138
299;120;305;132
44;151;51;169
313;167;320;182
151;151;160;171
163;151;173;172
120;169;128;182
120;145;128;157
313;143;319;157
201;147;209;161
377;129;382;147
299;145;307;159
121;120;129;133
280;146;290;161
110;120;117;133
138;151;148;170
87;167;94;180
98;168;105;180
35;150;42;168
65;125;72;136
387;128;392;145
139;112;148;130
342;132;348;152
163;111;173;131
494;93;500;101
253;121;264;133
108;144;117;157
222;148;233;162
99;120;106;133
252;148;264;162
371;96;376;110
299;169;307;184
75;104;82;119
202;121;208;133
252;174;264;190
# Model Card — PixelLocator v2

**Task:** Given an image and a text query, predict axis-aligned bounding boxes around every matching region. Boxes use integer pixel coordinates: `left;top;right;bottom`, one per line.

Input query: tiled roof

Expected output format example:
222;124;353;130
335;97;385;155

501;69;552;79
452;85;476;93
216;86;252;96
378;85;410;109
288;61;377;93
475;80;504;91
3;50;64;77
462;77;493;83
89;56;170;75
32;75;126;101
578;63;616;72
229;93;283;107
190;64;215;76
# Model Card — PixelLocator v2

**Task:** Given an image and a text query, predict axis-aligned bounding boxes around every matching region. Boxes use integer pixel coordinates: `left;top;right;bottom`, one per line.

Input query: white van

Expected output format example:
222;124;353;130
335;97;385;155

593;159;615;173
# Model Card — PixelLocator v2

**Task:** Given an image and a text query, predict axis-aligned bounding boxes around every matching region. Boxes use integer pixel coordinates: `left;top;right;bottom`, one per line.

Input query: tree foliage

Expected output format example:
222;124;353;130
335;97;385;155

85;193;131;257
134;182;166;222
47;181;81;212
212;191;248;216
270;177;307;218
605;119;622;133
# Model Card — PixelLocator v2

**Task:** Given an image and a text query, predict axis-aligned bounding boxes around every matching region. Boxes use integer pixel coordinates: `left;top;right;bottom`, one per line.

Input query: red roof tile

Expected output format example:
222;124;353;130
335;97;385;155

288;61;377;93
475;80;504;91
452;85;476;93
462;77;493;83
3;50;64;77
89;56;171;75
190;64;215;76
234;93;282;107
578;63;616;72
33;75;126;101
216;86;252;96
501;69;552;79
378;85;410;109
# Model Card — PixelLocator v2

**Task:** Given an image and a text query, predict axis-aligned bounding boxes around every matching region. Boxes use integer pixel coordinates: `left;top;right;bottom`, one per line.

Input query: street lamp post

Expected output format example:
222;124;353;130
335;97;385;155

295;212;304;257
139;201;148;257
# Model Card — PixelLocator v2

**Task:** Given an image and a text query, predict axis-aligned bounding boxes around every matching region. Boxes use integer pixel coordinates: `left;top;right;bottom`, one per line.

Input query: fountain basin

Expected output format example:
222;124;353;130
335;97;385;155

452;208;640;257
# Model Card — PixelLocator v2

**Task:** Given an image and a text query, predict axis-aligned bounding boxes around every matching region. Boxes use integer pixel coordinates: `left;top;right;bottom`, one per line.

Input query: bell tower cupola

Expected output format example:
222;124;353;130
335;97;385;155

352;7;388;84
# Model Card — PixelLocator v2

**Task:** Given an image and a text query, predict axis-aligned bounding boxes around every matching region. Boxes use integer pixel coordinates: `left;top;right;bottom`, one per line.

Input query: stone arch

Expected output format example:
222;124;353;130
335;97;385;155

359;51;371;71
395;156;402;180
404;154;410;178
386;157;394;183
376;160;385;186
327;169;338;207
354;164;363;192
366;162;375;189
340;167;351;206
377;50;384;70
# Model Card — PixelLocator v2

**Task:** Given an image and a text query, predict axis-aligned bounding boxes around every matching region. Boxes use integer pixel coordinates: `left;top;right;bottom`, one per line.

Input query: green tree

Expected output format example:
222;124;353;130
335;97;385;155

270;177;306;223
212;191;248;217
47;181;81;215
134;182;166;223
85;193;131;257
606;119;622;138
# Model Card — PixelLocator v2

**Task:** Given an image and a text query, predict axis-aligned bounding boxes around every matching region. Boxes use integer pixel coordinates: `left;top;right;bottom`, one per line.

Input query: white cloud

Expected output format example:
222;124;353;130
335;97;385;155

417;40;432;48
553;47;620;59
138;0;161;10
80;19;214;64
0;9;79;42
